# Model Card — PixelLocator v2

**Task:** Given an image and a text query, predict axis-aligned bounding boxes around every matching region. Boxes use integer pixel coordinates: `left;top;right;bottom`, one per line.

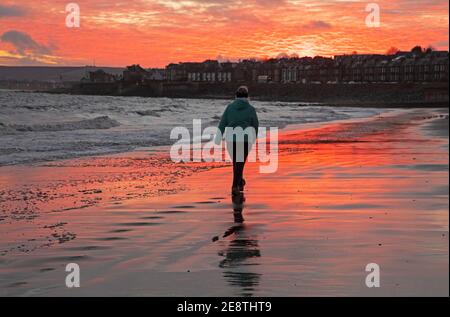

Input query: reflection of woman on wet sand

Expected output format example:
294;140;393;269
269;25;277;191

218;193;262;297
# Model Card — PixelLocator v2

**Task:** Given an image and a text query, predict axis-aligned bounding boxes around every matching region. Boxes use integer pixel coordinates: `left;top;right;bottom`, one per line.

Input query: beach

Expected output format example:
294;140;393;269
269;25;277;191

0;107;448;297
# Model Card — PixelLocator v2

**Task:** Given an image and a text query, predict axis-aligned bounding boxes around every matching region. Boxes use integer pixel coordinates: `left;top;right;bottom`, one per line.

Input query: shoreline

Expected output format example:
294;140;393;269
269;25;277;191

0;108;448;296
0;102;391;168
1;108;446;169
2;81;449;108
44;91;450;108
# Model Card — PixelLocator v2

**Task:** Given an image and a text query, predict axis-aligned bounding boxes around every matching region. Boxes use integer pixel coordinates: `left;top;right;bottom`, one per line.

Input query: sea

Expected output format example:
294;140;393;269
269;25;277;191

0;90;385;166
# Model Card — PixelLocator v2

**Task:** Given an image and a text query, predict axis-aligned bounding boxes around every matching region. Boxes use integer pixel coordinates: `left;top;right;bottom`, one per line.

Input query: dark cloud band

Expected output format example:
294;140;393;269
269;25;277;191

0;4;27;18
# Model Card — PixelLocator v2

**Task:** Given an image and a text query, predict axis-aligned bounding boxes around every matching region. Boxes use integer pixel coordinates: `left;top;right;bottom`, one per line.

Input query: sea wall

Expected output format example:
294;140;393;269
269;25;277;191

58;81;449;106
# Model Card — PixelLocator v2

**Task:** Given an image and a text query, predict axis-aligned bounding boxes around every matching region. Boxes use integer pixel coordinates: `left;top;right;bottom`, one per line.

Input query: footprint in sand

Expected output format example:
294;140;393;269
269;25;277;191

7;281;28;288
95;237;128;241
39;268;55;273
139;216;164;220
109;229;133;233
65;245;111;251
117;222;162;227
156;210;187;214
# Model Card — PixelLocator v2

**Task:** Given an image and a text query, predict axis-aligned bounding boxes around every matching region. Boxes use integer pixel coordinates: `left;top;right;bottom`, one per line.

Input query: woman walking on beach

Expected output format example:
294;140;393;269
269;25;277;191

215;86;259;196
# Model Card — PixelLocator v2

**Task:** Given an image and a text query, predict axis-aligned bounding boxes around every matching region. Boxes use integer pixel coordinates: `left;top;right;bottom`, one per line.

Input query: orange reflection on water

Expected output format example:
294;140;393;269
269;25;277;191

0;111;448;296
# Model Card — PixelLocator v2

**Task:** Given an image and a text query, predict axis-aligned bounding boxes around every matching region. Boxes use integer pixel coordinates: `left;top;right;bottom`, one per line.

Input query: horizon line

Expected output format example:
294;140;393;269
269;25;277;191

1;48;449;69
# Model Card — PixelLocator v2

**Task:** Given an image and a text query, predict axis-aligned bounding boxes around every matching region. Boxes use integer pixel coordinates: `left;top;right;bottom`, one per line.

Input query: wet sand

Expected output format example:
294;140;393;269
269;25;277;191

0;108;448;296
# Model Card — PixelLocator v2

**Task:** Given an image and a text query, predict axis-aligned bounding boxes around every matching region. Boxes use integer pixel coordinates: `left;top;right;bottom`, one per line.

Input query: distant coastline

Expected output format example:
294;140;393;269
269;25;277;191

0;81;448;107
1;48;448;107
46;81;449;108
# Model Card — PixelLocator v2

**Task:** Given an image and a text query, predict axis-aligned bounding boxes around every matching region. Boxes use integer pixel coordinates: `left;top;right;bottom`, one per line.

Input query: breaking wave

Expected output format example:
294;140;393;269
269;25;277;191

0;91;387;166
1;116;120;134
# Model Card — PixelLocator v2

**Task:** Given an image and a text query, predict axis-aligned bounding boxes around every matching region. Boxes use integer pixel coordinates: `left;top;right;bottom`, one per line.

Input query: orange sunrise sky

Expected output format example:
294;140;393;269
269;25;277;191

0;0;448;67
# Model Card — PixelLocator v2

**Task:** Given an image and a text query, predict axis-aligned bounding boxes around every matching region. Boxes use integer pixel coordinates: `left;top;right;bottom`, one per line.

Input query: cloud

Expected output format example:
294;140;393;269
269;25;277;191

0;30;59;65
432;39;449;48
1;30;52;55
0;0;447;66
0;4;27;18
303;20;332;30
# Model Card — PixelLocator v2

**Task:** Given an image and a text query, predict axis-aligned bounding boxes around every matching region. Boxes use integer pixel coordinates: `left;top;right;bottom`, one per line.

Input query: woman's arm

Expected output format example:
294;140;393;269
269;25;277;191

214;106;228;144
252;108;259;137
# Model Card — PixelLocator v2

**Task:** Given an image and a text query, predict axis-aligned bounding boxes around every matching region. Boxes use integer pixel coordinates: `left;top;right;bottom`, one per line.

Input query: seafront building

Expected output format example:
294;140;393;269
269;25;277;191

163;49;448;85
